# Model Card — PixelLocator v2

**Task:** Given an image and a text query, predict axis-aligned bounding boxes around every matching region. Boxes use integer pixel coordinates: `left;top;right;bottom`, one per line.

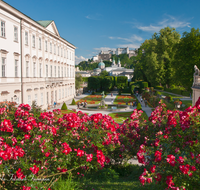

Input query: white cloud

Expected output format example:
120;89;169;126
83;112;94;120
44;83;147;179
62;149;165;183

136;15;191;33
109;34;143;42
93;47;116;52
85;14;102;20
75;56;88;65
117;43;141;49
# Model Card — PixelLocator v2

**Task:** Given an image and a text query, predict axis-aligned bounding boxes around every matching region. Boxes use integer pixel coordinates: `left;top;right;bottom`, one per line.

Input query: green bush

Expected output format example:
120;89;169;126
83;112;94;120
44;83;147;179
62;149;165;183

150;87;154;92
130;85;135;95
181;91;190;96
71;98;76;105
142;82;148;88
92;91;95;95
165;88;172;92
155;86;164;90
171;89;182;95
155;91;161;95
61;102;68;110
136;102;142;110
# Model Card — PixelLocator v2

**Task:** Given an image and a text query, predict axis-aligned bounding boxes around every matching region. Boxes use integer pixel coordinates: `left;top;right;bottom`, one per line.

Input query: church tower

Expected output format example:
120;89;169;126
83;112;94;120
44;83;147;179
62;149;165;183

112;58;116;67
118;58;121;67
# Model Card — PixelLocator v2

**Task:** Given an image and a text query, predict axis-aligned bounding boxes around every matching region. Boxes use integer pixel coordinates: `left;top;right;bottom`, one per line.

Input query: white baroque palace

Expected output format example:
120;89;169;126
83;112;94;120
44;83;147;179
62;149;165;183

0;0;76;109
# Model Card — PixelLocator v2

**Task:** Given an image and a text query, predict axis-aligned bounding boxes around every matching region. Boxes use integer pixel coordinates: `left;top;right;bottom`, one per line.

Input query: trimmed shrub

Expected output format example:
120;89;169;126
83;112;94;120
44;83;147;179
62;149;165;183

71;98;76;105
155;86;164;90
136;102;142;110
92;91;95;95
181;91;190;96
142;82;148;88
130;85;135;95
164;88;172;92
61;102;68;110
171;89;182;95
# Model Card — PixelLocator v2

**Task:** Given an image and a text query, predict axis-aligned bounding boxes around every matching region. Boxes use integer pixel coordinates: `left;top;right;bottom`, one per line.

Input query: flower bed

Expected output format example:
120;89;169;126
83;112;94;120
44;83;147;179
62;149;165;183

0;97;200;190
76;95;104;104
0;103;121;189
114;95;136;105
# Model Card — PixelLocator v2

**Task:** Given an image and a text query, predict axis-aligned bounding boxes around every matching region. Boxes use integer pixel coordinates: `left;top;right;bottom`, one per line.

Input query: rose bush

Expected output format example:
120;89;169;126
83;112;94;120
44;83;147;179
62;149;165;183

136;99;200;190
0;103;122;189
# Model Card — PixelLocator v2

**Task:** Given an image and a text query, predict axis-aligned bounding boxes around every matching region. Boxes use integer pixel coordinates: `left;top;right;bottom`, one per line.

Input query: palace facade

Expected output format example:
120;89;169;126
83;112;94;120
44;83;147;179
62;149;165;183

0;0;76;109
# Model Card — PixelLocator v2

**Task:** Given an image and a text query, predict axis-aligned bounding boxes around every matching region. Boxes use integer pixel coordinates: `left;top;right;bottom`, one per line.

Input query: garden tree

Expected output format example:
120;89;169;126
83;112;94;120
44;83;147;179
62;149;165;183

102;77;113;91
116;83;125;94
88;76;100;91
99;70;109;77
117;76;128;86
135;27;180;87
155;27;181;87
173;28;200;90
132;41;149;82
75;73;83;90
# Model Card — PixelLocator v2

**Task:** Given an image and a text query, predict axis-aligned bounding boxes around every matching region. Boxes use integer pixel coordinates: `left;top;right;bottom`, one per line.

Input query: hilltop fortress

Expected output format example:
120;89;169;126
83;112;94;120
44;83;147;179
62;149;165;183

92;47;137;61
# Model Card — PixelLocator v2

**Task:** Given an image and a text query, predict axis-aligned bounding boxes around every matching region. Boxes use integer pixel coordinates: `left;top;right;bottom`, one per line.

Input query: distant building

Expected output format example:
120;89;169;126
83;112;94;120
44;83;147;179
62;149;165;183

93;59;134;81
92;47;137;61
75;71;91;77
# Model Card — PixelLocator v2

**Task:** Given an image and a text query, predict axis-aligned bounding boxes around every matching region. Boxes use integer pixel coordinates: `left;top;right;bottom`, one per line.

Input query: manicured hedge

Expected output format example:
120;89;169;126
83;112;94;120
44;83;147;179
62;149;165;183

142;82;148;88
171;89;182;95
155;86;164;90
82;77;89;82
61;102;68;110
181;91;190;96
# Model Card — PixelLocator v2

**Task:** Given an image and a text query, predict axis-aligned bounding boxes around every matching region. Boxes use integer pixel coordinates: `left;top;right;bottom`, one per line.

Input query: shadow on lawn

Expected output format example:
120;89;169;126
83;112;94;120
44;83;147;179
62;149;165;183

77;165;161;190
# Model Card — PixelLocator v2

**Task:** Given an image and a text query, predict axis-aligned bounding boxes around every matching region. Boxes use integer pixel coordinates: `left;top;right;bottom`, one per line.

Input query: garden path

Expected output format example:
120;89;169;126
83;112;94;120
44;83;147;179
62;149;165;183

136;94;153;117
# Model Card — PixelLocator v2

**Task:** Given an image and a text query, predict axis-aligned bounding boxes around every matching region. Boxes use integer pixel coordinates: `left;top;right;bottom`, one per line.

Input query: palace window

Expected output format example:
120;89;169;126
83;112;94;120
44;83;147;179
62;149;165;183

39;63;42;77
1;21;5;37
39;38;41;50
50;65;52;77
33;62;36;77
26;61;29;77
35;94;37;105
50;43;52;53
54;44;56;55
25;31;28;45
32;35;35;48
15;60;18;77
54;66;56;77
59;89;61;100
45;40;48;52
41;93;43;105
28;95;31;106
46;65;48;77
62;89;64;99
2;57;6;77
14;26;18;42
58;66;60;77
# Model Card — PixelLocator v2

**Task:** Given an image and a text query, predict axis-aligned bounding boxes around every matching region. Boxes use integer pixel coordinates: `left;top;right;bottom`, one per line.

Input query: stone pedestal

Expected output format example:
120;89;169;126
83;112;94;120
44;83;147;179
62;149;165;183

100;100;105;106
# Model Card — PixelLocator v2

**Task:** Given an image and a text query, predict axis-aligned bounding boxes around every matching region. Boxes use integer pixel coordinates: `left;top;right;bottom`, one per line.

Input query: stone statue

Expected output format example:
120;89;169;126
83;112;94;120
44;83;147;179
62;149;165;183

194;65;199;76
101;91;105;100
100;91;105;106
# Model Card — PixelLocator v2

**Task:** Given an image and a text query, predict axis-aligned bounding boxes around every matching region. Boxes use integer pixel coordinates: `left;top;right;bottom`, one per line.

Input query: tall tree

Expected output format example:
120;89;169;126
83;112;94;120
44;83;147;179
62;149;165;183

174;28;200;90
75;73;83;90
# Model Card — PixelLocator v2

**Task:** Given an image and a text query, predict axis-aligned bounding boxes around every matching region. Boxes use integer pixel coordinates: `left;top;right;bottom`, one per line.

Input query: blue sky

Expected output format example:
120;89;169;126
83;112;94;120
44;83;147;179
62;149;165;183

4;0;199;64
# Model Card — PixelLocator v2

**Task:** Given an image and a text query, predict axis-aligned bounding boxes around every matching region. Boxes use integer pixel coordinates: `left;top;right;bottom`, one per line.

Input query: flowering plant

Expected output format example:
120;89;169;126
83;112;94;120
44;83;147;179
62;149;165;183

137;99;200;190
0;104;121;189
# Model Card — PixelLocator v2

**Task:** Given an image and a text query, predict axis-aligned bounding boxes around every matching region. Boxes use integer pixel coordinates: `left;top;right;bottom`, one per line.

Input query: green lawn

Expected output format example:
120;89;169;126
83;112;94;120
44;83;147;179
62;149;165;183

159;91;184;99
52;164;161;190
109;111;148;123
